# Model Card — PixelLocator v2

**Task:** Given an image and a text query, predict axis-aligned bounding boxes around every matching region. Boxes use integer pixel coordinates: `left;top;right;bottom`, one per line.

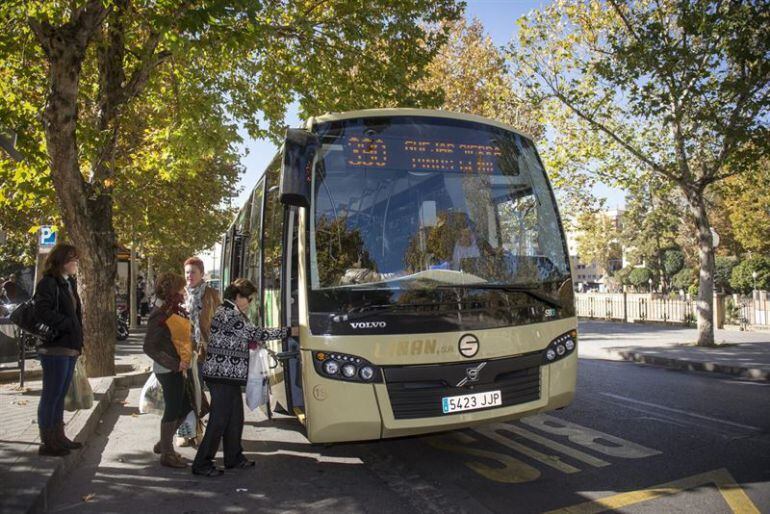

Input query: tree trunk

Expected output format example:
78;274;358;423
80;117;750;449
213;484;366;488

35;16;117;377
683;187;716;347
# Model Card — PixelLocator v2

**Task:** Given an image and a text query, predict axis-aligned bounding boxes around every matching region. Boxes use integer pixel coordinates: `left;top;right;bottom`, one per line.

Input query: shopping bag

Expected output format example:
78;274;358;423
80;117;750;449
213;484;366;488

138;373;165;415
176;410;197;439
64;358;94;411
245;348;269;411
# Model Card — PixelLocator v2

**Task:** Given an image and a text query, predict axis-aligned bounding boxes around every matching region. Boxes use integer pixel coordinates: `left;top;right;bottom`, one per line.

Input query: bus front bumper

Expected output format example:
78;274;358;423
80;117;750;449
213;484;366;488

302;352;576;443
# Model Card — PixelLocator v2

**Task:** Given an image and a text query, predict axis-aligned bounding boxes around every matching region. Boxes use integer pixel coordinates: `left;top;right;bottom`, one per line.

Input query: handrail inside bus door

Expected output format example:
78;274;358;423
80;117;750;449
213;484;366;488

277;205;297;412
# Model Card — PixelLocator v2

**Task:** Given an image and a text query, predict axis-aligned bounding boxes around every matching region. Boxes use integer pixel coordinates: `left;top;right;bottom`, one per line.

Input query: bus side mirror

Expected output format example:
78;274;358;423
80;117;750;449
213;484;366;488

280;128;319;208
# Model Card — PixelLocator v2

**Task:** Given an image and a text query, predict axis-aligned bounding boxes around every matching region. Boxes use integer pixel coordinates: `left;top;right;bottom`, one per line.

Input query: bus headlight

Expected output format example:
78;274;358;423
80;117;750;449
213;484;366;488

313;351;382;383
543;330;577;364
359;366;375;381
323;360;340;375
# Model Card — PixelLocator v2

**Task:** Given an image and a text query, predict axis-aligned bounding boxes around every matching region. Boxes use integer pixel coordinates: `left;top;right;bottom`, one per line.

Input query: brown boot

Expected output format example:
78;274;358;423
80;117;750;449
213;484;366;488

39;428;70;457
56;422;83;450
159;421;187;468
154;440;182;458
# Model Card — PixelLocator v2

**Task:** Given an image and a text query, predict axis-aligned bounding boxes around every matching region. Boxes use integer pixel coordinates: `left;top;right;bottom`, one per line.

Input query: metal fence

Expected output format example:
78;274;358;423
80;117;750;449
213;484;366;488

575;292;770;328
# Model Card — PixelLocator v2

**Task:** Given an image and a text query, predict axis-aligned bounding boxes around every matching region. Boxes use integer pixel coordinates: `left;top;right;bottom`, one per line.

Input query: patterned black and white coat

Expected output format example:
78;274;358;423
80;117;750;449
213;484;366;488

201;300;289;386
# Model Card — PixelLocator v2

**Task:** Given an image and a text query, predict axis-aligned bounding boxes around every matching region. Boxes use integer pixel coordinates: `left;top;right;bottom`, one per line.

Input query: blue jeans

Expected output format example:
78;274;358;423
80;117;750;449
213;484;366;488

38;355;77;429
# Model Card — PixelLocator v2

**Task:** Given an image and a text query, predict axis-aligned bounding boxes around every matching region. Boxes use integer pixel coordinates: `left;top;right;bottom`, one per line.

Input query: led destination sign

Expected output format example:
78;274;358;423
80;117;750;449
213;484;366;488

345;136;504;174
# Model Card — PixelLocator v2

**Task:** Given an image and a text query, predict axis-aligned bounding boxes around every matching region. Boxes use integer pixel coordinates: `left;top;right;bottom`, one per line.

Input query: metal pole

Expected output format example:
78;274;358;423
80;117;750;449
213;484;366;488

129;244;138;329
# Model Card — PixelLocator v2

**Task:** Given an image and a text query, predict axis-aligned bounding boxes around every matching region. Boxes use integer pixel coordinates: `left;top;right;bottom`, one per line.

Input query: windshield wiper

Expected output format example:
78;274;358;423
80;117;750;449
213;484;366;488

435;284;563;310
327;301;477;323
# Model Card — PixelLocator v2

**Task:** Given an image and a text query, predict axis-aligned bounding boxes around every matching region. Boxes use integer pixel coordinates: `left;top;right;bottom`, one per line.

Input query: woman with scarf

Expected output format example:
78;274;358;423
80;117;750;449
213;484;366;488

179;257;220;447
143;272;193;468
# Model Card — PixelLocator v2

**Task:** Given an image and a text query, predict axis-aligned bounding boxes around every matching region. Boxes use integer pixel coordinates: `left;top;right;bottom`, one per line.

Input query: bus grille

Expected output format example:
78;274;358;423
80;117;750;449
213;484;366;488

383;352;542;420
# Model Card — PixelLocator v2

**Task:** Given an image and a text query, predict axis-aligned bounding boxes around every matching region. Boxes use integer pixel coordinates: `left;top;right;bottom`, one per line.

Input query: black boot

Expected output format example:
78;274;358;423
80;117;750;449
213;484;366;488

56;422;83;450
39;428;70;457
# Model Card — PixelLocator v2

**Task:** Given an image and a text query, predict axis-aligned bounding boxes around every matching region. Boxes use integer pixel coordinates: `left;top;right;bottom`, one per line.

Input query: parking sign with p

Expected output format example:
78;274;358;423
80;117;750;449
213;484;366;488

39;226;57;247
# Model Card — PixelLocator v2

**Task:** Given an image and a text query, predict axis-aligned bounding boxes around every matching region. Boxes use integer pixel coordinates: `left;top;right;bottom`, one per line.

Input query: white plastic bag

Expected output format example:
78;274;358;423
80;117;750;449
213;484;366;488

138;373;164;415
245;348;269;411
176;410;197;438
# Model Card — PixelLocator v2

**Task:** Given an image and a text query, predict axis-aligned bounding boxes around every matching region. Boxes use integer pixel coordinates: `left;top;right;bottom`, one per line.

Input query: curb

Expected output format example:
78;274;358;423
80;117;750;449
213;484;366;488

27;369;151;514
615;350;770;381
0;363;140;385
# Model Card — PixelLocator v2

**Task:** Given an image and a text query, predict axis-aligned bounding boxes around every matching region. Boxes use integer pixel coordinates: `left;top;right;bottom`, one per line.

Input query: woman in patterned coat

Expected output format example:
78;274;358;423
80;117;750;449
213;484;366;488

191;278;291;476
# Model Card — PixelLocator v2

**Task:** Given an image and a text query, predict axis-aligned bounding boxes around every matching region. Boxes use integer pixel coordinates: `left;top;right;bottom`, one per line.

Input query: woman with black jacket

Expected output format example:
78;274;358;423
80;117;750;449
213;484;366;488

33;243;84;457
192;278;292;476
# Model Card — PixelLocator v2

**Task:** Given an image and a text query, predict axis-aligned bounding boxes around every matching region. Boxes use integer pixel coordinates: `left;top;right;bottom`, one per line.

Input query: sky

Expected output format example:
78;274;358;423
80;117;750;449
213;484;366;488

231;0;626;209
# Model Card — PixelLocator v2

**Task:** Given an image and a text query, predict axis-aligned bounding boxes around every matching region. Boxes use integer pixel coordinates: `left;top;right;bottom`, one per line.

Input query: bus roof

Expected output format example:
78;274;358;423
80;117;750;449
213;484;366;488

306;108;534;141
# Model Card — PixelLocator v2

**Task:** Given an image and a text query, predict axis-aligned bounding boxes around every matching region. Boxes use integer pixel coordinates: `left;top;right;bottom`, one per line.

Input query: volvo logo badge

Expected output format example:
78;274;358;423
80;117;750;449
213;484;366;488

456;362;487;388
458;334;480;358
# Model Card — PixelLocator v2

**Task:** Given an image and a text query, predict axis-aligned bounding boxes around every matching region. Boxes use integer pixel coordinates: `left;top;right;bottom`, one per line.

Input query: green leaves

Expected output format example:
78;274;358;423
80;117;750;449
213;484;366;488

1;0;464;264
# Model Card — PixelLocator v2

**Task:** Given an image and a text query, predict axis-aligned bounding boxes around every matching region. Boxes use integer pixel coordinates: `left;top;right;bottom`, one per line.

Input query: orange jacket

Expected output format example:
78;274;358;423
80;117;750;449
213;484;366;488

165;313;193;365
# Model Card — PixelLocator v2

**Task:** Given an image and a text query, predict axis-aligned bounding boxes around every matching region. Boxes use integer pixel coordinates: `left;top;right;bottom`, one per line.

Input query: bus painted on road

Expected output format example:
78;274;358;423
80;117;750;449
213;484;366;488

220;109;577;443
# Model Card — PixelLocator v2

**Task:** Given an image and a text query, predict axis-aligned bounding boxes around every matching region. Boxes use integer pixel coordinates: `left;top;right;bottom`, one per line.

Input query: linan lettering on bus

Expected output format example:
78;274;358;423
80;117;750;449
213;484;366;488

373;338;454;359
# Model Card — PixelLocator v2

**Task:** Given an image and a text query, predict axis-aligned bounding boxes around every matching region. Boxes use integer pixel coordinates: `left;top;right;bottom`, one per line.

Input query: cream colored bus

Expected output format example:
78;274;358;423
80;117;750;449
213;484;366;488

220;109;577;443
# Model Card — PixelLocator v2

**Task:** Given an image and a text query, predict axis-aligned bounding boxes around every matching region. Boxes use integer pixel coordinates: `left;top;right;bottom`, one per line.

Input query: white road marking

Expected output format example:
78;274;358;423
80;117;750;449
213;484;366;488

474;425;582;474
477;423;611;468
521;414;661;459
600;393;763;432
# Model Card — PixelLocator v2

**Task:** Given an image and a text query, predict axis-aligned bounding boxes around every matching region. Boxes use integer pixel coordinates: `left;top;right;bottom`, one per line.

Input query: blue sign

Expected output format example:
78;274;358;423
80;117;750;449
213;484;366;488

39;226;57;247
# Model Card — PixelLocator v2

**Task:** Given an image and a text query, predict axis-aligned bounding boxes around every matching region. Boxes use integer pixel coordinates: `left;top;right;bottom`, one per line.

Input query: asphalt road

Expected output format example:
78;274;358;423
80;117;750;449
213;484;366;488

48;359;770;513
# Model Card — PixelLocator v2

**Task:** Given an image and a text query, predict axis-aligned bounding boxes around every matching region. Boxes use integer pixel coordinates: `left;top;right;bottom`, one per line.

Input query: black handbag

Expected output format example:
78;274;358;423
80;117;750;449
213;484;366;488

9;287;59;343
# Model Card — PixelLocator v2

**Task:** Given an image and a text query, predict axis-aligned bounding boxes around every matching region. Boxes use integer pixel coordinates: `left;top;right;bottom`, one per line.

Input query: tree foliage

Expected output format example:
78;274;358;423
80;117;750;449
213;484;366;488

420;17;542;139
619;177;681;286
663;250;685;279
720;156;770;254
628;266;653;290
575;210;621;275
672;267;695;291
511;0;770;345
714;255;738;293
730;257;770;294
0;0;463;375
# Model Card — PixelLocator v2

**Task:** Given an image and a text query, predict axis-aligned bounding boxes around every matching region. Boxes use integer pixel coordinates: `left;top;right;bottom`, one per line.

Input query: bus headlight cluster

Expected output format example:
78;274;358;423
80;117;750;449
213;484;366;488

543;330;577;364
313;351;381;383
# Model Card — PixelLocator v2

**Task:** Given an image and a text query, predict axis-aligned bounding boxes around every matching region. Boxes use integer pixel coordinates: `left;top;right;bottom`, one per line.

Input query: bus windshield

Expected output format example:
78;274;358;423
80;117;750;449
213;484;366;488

310;116;570;294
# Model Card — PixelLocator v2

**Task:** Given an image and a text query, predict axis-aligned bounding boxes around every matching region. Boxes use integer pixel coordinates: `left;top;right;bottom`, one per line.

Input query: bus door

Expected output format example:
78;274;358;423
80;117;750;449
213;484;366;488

262;176;303;416
279;206;304;416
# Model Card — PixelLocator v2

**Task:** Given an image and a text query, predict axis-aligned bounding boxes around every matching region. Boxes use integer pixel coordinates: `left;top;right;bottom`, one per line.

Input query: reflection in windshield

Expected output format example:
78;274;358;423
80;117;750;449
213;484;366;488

310;117;569;291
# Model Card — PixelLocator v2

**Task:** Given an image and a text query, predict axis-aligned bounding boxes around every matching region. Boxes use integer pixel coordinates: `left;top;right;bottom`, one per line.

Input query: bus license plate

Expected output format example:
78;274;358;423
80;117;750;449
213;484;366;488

442;390;502;414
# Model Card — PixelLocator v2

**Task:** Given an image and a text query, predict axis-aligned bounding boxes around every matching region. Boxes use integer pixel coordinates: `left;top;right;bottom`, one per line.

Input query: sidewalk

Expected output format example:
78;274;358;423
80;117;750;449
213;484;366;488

578;320;770;381
0;329;152;514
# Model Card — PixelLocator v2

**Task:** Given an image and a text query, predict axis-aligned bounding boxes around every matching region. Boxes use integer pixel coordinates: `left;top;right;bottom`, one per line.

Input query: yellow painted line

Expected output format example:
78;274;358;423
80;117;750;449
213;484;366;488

711;468;763;514
545;468;760;514
474;426;581;474
478;423;610;468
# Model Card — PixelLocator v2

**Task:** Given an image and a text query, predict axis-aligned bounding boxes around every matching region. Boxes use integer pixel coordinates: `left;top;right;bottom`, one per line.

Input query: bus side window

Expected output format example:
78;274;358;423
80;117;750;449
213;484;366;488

232;200;251;278
247;179;265;325
262;161;284;328
221;228;233;287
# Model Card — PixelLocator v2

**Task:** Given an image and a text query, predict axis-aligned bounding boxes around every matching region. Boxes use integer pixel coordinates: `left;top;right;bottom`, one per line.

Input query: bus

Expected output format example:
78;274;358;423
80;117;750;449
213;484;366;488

220;109;577;443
